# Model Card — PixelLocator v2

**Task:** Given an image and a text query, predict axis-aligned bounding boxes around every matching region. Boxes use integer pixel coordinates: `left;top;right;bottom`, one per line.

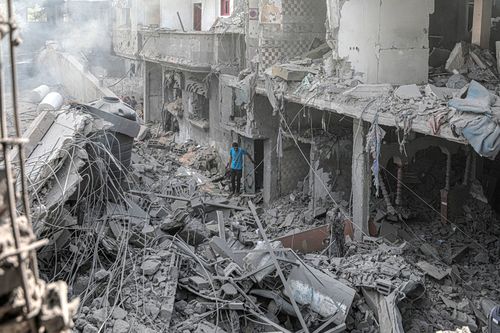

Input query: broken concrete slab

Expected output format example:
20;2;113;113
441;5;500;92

112;319;130;333
111;307;127;321
179;219;210;246
271;64;317;81
303;43;331;59
285;264;356;323
425;84;456;101
343;84;393;98
419;243;440;259
141;259;161;276
394;84;422;100
209;237;246;268
416;261;451;280
43;147;87;210
243;241;283;282
25;111;93;192
451;310;478;332
446;42;467;73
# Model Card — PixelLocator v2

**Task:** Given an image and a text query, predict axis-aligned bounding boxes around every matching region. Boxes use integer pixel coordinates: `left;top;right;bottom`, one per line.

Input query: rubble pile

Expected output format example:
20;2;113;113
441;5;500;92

15;101;497;333
28;124;499;333
430;42;500;90
262;41;500;161
0;214;79;333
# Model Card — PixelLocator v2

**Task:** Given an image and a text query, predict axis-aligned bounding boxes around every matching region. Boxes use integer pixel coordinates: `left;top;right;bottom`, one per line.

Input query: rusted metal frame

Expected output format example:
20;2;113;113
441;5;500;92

0;41;35;333
1;4;39;330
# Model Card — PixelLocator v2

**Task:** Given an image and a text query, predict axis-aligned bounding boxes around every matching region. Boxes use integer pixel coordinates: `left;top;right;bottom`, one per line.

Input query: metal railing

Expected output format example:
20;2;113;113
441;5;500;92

0;1;40;331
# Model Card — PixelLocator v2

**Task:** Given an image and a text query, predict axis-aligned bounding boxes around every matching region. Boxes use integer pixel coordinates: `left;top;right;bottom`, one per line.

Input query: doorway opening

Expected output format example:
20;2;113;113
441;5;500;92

254;140;264;191
193;3;202;31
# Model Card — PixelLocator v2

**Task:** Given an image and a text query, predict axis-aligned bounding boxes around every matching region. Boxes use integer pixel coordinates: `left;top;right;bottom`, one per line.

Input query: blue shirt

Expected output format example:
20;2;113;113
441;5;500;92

230;147;246;170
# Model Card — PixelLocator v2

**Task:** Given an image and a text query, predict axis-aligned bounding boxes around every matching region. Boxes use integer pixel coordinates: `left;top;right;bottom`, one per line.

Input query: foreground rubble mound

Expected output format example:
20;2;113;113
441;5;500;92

26;125;499;332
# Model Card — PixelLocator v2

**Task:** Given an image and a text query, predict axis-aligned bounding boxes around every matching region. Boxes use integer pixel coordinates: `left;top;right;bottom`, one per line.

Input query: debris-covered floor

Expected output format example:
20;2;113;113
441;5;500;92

24;118;498;333
2;1;500;332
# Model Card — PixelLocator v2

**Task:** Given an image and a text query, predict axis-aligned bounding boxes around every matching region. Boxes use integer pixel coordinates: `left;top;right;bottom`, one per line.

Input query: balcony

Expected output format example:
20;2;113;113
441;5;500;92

138;29;244;73
112;28;140;59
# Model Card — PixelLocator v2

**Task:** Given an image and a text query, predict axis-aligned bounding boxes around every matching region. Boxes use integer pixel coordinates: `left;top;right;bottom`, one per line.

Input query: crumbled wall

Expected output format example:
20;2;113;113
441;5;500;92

335;0;434;84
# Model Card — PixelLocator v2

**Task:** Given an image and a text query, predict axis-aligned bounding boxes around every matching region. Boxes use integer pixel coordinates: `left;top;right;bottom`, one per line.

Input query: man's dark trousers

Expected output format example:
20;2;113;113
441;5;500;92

230;169;242;194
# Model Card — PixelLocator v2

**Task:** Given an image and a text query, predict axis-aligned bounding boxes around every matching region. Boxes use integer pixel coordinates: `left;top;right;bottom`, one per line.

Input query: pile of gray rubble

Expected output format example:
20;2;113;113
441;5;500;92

19;111;499;332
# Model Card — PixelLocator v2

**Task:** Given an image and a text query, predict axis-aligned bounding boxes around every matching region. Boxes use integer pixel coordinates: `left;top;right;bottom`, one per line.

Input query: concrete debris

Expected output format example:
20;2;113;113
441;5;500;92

141;259;161;276
394;84;423;100
2;116;497;333
271;64;318;81
416;261;451;280
445;42;467;73
286;264;356;322
10;77;500;333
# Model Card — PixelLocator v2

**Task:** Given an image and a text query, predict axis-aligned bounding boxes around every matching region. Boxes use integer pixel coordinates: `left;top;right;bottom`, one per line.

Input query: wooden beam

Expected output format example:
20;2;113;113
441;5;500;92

472;0;492;48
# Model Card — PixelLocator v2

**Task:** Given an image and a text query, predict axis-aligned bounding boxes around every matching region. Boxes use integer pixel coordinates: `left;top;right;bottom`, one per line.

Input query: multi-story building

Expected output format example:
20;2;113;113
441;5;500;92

112;0;500;239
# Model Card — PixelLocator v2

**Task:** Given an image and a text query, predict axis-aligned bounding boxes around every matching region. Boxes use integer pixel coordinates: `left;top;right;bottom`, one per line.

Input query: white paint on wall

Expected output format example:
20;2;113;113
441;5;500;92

161;0;193;30
337;0;434;85
159;0;233;31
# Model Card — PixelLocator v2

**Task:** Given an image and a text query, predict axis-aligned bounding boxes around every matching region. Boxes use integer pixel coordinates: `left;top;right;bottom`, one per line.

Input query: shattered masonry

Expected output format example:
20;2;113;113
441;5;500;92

1;0;500;332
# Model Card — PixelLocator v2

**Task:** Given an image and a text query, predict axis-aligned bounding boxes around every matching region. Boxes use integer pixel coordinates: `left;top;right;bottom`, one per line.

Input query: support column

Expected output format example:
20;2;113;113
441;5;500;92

472;0;492;48
263;137;279;205
143;61;150;122
351;119;370;240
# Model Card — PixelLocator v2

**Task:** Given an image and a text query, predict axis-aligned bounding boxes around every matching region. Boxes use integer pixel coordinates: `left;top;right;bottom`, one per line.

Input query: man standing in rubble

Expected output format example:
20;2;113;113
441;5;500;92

227;142;254;195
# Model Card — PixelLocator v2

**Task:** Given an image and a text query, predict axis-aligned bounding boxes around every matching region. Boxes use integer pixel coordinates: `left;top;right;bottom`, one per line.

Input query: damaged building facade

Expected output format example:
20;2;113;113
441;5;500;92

1;0;500;332
112;0;500;224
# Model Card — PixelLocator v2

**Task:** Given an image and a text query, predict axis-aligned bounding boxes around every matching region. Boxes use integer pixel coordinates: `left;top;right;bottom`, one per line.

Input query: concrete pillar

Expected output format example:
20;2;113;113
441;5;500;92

472;0;492;48
263;137;279;205
143;61;150;122
351;118;370;240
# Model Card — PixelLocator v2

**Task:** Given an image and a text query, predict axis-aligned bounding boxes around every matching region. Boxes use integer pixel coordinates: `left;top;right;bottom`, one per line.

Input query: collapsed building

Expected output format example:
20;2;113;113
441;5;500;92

1;0;500;332
111;0;500;222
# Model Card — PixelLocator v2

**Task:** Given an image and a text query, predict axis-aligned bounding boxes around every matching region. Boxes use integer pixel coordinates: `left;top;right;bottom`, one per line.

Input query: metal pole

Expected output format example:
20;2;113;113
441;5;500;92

0;4;37;331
